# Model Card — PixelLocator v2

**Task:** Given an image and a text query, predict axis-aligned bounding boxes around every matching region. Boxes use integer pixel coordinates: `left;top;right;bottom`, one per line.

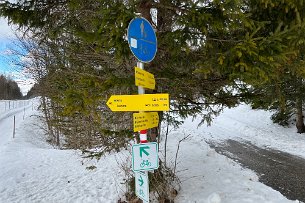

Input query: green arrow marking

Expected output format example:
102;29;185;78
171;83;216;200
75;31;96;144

140;146;150;158
138;175;144;186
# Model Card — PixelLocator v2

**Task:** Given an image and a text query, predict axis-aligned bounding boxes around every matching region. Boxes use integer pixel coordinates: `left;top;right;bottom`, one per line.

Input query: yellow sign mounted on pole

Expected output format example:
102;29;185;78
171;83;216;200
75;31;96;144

135;67;155;90
106;94;169;112
133;112;159;132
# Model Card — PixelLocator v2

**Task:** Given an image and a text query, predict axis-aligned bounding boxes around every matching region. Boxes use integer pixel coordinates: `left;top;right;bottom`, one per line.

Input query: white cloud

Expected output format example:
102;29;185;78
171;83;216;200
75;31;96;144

16;78;35;95
0;17;16;40
20;55;32;64
0;49;14;55
4;70;35;96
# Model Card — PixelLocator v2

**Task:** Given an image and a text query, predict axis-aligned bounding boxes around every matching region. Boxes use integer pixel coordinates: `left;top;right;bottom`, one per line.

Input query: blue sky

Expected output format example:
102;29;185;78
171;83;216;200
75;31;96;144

0;39;13;73
0;17;34;95
0;17;16;73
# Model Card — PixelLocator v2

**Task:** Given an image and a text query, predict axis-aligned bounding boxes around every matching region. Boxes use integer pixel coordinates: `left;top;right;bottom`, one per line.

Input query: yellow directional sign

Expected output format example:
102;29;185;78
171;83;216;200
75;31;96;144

135;67;155;90
106;94;169;112
133;112;159;132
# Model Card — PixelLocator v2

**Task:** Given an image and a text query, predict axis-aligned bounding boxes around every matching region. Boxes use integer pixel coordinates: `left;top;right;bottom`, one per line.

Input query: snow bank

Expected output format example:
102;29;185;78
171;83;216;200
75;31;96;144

0;101;127;203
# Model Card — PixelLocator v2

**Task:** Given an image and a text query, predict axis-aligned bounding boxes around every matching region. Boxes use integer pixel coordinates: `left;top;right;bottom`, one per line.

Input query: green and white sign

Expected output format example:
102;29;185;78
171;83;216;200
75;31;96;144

132;142;159;172
135;171;149;202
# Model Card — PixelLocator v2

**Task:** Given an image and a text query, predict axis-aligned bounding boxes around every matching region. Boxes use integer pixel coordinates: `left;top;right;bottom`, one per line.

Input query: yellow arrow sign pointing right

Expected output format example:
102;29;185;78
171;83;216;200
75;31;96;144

135;67;155;90
133;112;159;132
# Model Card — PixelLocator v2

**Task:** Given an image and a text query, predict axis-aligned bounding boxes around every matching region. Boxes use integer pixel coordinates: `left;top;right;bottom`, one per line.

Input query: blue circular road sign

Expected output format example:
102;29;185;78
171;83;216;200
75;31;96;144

127;17;157;63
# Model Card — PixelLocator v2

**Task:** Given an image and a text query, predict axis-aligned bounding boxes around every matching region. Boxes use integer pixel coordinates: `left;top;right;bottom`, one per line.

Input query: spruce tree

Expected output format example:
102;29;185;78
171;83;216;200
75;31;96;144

2;0;305;146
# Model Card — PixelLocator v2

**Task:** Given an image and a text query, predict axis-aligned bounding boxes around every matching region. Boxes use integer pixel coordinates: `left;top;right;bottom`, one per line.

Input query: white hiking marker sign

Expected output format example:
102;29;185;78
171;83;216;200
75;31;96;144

132;142;159;172
135;171;149;202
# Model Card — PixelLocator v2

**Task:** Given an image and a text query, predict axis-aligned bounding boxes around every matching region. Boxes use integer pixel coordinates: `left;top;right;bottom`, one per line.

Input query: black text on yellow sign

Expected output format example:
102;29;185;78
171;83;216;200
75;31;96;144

135;67;155;90
133;112;159;132
106;94;169;112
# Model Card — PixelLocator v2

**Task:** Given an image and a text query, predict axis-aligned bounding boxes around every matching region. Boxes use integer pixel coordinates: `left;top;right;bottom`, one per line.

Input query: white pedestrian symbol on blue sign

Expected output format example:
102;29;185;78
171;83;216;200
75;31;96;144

127;17;157;63
140;21;147;38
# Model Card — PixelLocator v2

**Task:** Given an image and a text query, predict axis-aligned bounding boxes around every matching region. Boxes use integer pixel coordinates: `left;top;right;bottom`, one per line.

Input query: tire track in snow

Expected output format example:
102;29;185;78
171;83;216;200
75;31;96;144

208;139;305;202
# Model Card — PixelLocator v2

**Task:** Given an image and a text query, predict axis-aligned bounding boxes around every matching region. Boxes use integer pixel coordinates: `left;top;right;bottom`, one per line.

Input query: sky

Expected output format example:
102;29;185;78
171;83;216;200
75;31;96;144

0;17;34;95
0;17;14;72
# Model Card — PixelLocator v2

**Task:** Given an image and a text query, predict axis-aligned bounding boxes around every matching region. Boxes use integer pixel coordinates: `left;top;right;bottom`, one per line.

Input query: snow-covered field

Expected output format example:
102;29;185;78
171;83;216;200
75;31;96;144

0;99;302;203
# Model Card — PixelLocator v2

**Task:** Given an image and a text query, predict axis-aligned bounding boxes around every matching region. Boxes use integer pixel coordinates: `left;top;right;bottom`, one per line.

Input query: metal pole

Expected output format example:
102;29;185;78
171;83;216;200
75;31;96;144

137;61;148;143
137;61;150;197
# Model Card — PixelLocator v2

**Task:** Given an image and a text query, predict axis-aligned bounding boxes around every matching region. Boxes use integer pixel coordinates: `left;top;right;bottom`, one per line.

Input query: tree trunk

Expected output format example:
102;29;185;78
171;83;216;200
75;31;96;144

296;97;305;133
137;0;153;22
41;96;55;138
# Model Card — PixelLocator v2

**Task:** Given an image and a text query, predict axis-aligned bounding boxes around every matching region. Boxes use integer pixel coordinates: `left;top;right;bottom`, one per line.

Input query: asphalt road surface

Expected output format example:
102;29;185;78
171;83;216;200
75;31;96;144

208;139;305;202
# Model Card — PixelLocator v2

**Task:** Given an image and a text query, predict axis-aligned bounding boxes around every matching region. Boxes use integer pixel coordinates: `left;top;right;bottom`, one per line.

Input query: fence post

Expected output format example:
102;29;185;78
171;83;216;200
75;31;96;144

13;116;16;138
23;108;25;120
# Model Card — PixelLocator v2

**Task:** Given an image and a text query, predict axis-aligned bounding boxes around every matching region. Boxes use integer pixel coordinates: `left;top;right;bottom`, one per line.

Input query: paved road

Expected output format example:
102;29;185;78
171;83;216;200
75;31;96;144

208;139;305;202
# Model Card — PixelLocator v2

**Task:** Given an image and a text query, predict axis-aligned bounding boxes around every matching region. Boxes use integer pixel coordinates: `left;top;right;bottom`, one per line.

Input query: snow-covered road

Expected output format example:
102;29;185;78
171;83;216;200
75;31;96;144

0;101;32;148
163;128;296;203
208;139;305;202
182;104;305;159
0;100;302;202
0;101;126;203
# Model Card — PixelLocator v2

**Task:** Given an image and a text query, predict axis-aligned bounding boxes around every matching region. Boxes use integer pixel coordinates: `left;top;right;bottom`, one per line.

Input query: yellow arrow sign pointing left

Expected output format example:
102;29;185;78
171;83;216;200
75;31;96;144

133;112;159;132
106;94;169;112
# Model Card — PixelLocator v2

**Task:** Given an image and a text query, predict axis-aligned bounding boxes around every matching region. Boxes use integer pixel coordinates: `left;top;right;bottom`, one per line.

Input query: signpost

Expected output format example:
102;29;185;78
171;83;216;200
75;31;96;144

135;171;149;202
133;112;159;132
135;67;155;90
106;17;166;202
106;94;169;112
132;142;159;171
128;17;159;202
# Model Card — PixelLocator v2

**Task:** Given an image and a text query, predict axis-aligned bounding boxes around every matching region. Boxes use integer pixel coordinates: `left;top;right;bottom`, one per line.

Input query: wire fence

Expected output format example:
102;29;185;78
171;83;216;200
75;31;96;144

0;100;31;115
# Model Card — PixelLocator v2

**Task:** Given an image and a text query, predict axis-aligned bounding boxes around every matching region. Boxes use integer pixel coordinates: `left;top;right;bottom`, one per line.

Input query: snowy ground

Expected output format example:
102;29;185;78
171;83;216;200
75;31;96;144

181;104;305;159
0;100;302;202
0;99;127;203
